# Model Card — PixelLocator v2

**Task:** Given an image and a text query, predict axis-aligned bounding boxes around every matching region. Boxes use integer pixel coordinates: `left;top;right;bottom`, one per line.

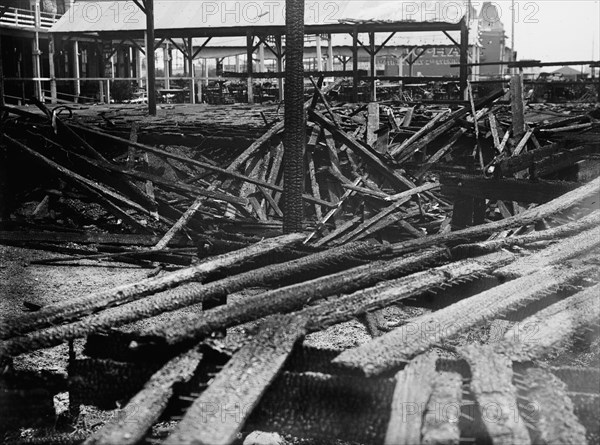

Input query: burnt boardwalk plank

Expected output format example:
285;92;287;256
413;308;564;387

164;315;305;445
384;353;438;445
333;262;599;377
460;345;531;445
518;368;588;445
84;348;203;445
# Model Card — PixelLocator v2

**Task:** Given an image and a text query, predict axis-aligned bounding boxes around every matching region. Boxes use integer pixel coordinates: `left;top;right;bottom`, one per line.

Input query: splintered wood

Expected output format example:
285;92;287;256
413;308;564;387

460;346;531;445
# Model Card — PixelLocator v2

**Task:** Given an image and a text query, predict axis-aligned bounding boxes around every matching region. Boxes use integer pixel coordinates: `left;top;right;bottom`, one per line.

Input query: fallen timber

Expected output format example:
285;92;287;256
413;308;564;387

0;242;402;357
67;123;334;209
391;175;600;254
459;345;531;445
495;224;600;278
384;353;439;445
164;315;305;445
517;368;588;445
333;259;600;376
132;247;449;346
83;348;203;445
451;209;600;258
0;233;305;341
501;283;600;361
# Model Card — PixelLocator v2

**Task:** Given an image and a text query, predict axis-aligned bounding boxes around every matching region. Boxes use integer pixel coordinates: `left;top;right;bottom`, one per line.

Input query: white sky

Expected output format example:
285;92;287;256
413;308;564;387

491;0;600;61
356;0;600;62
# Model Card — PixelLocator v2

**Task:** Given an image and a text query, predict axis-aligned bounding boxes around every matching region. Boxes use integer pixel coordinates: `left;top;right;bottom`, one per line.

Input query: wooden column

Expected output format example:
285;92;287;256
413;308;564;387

510;73;526;140
276;34;284;101
315;35;322;72
459;16;469;98
145;0;157;115
32;0;42;101
352;28;359;103
48;35;57;103
187;37;195;104
369;31;376;102
163;41;170;89
136;46;144;88
327;33;334;71
258;41;265;72
246;33;254;104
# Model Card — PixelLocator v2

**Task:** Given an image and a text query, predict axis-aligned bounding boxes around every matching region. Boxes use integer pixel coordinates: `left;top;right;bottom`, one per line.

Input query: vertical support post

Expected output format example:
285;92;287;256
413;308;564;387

32;0;42;101
315;35;322;72
187;37;195;104
136;46;144;88
48;34;57;104
258;41;265;72
352;28;359;103
145;0;157;115
163;41;170;89
203;59;209;86
283;0;305;233
510;73;525;140
235;55;240;73
327;33;334;71
275;34;284;101
459;16;469;98
369;31;376;102
246;33;254;104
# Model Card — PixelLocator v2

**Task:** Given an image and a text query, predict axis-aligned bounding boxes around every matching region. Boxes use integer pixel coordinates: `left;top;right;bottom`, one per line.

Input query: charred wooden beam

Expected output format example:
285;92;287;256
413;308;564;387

451;210;600;258
441;174;581;204
502;283;600;361
384;353;438;445
516;368;587;445
495;225;600;279
391;176;600;254
139;248;448;348
164;315;305;445
460;345;530;444
84;348;203;445
333;262;599;377
0;234;304;341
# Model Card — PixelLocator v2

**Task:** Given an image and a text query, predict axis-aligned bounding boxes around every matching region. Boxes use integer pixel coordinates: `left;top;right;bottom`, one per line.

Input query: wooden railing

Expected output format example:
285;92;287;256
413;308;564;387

0;6;60;30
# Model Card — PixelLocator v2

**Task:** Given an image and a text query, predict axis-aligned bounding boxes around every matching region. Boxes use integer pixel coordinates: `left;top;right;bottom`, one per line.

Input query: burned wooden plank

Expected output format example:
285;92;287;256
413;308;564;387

502;283;600;361
225;121;284;173
333;262;598;377
391;176;600;254
389;110;449;158
495;225;600;279
421;371;463;445
3;242;389;358
164;315;305;445
140;248;449;347
2;134;157;228
313;215;362;247
440;174;581;204
84;348;203;445
451;210;600;258
516;368;588;445
460;345;530;445
414;128;466;180
67;124;335;209
0;233;304;341
0;230;192;247
384;353;438;445
309;109;415;191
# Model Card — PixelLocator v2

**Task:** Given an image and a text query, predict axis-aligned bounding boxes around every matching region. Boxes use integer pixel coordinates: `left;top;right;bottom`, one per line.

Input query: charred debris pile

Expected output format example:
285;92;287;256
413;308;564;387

1;80;600;445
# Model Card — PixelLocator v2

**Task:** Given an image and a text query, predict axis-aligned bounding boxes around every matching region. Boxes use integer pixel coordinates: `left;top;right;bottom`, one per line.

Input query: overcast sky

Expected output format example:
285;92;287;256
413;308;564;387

491;0;599;62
